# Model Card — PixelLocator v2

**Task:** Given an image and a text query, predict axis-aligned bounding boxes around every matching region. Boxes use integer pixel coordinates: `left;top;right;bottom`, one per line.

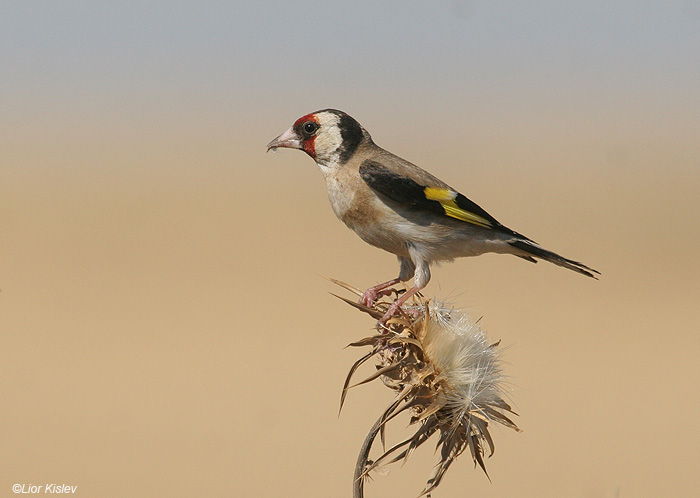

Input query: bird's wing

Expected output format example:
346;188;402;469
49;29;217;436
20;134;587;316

359;159;510;231
358;157;598;277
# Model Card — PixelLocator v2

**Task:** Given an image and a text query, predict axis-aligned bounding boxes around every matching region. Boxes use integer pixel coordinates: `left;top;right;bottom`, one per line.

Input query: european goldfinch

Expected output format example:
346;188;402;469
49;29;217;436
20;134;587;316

267;109;598;323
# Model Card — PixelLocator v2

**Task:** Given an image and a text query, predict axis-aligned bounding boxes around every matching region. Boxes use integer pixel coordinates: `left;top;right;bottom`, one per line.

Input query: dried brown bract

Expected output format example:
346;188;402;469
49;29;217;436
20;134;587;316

331;279;520;498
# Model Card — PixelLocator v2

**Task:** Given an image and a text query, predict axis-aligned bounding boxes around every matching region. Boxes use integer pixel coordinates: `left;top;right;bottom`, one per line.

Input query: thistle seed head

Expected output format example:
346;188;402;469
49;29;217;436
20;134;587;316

334;281;520;498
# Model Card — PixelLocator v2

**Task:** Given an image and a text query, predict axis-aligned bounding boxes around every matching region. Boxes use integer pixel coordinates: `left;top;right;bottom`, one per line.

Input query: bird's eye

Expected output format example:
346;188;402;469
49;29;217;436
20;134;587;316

303;121;318;134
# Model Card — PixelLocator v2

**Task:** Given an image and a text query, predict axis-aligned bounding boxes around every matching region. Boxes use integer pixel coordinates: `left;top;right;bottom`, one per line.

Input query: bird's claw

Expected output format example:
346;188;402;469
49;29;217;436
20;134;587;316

377;300;405;328
360;287;398;308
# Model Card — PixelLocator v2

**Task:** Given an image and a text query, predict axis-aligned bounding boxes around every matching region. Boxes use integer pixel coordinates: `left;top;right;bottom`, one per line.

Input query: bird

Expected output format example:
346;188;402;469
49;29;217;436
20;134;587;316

267;109;598;324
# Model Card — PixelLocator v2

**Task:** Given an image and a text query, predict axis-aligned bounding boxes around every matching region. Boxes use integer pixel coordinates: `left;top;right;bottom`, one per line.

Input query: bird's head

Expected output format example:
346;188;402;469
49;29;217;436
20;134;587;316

267;109;370;167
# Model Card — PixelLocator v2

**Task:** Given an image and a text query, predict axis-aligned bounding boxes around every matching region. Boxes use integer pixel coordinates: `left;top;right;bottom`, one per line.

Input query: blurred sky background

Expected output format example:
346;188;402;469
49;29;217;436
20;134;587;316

2;2;700;497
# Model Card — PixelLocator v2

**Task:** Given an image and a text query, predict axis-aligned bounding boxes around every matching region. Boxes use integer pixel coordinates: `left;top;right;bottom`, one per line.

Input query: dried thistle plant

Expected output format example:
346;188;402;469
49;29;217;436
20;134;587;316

331;279;520;498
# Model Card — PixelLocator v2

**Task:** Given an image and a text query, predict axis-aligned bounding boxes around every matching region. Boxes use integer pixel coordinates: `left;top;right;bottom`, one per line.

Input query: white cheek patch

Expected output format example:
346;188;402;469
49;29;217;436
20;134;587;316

314;112;343;167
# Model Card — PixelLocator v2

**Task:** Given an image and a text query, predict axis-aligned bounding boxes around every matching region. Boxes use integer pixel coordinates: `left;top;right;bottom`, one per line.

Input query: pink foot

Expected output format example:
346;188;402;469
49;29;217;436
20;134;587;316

377;300;403;324
359;278;401;307
376;286;422;329
360;287;398;307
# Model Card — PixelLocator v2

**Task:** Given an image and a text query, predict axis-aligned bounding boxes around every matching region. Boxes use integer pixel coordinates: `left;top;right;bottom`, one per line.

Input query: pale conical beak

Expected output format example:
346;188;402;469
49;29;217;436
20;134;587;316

266;127;302;152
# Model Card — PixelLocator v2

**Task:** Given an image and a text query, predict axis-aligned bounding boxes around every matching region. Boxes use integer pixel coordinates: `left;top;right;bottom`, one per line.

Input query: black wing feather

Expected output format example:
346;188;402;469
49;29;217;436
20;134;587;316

359;160;529;239
359;160;446;217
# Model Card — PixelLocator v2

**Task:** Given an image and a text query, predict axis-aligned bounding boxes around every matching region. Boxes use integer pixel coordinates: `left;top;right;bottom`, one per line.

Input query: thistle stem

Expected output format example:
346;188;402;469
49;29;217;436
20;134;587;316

353;414;385;498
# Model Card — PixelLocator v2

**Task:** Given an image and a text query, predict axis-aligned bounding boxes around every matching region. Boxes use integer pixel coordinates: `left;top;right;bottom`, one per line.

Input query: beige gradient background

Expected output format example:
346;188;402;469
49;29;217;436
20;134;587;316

2;3;699;497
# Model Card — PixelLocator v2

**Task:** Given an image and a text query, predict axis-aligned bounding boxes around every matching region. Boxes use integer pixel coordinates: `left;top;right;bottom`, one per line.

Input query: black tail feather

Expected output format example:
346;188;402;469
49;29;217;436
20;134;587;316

509;240;599;279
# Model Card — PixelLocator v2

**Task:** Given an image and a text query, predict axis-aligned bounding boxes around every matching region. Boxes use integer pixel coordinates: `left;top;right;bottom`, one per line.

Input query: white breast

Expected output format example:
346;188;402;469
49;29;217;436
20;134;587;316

321;176;342;213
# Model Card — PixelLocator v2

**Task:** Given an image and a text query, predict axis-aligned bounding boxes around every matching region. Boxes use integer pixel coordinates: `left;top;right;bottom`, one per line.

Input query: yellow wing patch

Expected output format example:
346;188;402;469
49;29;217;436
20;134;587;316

424;187;492;229
423;187;456;202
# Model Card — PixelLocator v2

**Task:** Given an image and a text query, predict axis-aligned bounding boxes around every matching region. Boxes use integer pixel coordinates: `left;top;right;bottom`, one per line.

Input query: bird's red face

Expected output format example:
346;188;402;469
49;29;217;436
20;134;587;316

267;109;366;167
266;113;321;159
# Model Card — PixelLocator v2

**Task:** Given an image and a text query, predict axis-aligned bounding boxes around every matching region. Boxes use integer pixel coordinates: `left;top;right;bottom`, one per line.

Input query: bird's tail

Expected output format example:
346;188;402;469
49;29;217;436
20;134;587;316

509;239;599;279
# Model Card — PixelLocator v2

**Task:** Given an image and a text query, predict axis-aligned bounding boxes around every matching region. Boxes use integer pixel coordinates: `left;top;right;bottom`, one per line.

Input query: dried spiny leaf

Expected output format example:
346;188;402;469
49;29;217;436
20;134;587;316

339;351;376;415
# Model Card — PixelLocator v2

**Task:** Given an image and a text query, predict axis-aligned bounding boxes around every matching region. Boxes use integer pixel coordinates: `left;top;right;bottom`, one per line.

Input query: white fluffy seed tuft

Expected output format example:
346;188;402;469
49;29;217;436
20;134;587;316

419;303;507;426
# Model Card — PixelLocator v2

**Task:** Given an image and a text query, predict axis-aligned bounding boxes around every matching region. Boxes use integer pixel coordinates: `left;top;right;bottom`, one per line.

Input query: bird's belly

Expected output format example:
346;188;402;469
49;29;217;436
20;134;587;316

326;187;410;256
351;210;506;262
349;220;411;257
335;204;407;255
326;178;504;262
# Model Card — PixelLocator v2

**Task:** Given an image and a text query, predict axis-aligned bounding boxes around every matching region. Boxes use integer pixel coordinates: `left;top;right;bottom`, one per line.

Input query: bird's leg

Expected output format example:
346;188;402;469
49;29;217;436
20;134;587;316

359;278;402;307
377;285;422;326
